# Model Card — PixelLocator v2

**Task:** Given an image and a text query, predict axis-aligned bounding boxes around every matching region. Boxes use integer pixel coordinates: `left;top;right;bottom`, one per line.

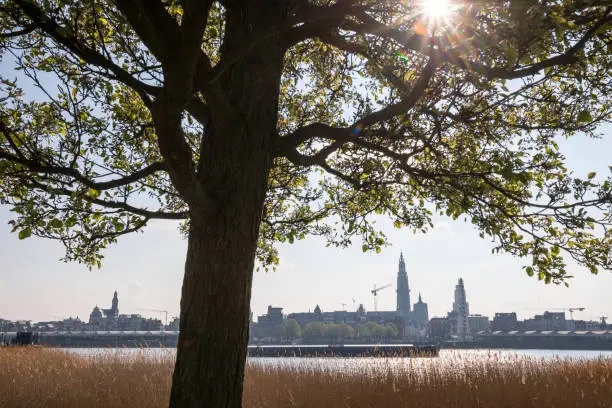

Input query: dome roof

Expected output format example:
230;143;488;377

90;306;103;318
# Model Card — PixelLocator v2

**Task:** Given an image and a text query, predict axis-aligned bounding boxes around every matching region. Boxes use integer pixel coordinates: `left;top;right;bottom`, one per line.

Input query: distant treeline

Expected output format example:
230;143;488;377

280;319;399;343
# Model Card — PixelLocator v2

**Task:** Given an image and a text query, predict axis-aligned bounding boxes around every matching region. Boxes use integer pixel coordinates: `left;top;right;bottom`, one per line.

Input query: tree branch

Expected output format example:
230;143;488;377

0;24;35;39
343;8;611;81
25;179;188;220
89;216;150;241
14;0;157;104
275;57;437;158
282;141;343;167
357;58;437;127
0;150;166;191
114;0;232;113
434;12;612;80
210;2;362;84
0;120;167;191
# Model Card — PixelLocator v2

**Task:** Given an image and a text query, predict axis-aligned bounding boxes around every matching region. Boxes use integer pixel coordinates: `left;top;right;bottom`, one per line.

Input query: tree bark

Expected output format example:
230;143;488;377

167;3;287;406
169;191;266;407
168;121;273;406
168;115;275;407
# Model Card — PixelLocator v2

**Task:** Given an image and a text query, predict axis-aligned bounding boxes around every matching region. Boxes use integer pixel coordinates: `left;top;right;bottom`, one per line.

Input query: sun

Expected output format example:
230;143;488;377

421;0;453;19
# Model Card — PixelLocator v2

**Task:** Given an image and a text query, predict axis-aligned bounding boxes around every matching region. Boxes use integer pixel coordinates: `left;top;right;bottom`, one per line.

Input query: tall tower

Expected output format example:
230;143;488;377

452;278;469;339
413;293;429;329
396;252;411;324
111;290;119;318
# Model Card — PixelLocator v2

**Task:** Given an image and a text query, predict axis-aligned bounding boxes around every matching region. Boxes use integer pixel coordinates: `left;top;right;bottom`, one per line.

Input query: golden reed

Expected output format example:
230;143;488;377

0;347;610;407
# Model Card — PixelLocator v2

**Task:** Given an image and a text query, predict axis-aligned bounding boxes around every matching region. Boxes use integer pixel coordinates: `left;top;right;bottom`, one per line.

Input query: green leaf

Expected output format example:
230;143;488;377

18;227;32;240
587;172;596;179
525;266;534;277
87;188;101;199
577;109;592;123
113;220;124;232
505;46;518;68
403;71;415;81
65;216;77;228
48;218;63;228
361;244;368;252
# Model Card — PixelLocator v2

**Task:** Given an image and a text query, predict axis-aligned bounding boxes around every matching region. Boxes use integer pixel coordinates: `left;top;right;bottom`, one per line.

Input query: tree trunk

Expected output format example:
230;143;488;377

167;3;287;406
169;198;265;407
168;125;272;406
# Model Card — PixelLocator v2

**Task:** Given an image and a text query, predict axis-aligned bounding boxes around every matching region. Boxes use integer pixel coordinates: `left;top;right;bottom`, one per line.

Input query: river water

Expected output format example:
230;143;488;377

63;348;612;374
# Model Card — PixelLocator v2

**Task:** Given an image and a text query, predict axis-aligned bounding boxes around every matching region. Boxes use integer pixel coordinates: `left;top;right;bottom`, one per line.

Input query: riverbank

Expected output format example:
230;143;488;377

1;348;611;407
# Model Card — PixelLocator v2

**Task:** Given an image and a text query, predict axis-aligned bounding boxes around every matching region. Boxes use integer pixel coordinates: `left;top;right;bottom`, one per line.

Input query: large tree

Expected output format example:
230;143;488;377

1;0;611;406
280;318;301;341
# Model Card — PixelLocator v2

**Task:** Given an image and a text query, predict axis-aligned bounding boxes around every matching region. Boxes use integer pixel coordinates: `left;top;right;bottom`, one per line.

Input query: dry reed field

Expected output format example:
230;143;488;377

0;347;611;408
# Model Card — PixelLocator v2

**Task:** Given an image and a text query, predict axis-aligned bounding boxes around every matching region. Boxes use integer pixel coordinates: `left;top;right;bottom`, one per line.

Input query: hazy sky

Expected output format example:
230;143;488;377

1;128;610;324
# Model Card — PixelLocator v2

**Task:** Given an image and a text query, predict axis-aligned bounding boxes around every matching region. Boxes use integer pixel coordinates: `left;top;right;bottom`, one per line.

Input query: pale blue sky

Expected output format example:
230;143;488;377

1;130;610;324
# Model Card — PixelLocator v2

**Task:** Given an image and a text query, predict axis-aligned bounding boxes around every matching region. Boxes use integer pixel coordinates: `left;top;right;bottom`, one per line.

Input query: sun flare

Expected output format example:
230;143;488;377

421;0;452;19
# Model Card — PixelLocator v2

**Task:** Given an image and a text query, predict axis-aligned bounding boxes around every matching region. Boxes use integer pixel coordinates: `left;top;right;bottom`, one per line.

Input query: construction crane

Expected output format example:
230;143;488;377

527;307;586;320
371;284;391;312
137;309;169;327
567;307;586;320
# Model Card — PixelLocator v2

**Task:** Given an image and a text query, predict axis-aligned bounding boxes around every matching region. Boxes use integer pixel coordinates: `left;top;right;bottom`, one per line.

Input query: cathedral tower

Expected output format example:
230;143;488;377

102;290;119;320
452;278;470;339
111;290;119;318
396;252;411;323
413;293;429;329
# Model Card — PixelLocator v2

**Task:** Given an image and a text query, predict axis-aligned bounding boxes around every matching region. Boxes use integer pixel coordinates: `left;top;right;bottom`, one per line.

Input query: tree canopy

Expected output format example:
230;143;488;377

1;1;611;405
1;0;610;283
280;318;301;340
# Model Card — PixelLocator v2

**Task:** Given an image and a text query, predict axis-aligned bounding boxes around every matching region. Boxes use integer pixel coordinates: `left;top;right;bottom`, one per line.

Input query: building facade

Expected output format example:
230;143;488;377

491;312;519;331
429;317;450;340
451;278;470;339
469;314;490;335
524;311;566;331
253;306;284;339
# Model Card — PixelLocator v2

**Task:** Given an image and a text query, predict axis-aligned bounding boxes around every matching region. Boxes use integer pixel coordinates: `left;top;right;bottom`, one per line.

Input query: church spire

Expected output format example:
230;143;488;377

396;252;411;323
111;290;119;318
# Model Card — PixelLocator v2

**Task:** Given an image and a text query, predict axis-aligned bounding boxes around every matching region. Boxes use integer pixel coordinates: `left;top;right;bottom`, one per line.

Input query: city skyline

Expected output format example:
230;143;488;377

1;211;610;324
